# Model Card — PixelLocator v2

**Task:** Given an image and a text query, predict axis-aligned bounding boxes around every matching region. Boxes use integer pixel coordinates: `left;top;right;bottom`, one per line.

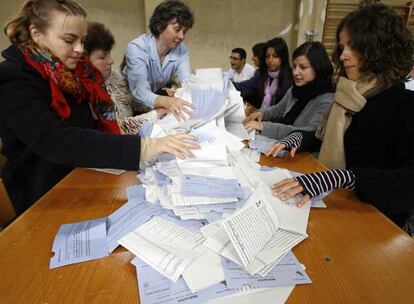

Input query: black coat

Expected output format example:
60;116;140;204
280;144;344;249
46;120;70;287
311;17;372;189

300;83;414;226
0;45;141;215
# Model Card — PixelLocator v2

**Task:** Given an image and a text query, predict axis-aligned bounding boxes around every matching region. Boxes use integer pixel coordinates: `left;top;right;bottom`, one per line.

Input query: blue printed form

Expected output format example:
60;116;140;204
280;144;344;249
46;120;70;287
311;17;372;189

191;88;226;121
106;198;165;253
222;251;312;289
139;121;154;137
50;218;108;269
181;175;244;198
126;184;146;201
249;140;286;157
189;129;216;144
132;258;234;304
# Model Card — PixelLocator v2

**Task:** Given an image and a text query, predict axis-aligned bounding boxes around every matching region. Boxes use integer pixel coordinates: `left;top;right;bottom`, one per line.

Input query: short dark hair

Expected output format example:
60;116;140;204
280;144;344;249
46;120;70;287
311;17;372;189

293;41;333;82
84;22;115;55
231;48;247;60
252;42;265;58
332;3;414;86
149;0;194;37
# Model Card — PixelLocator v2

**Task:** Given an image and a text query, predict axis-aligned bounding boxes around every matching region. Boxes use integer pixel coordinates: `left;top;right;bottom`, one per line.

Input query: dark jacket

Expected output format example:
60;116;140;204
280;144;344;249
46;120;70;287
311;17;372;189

0;45;141;215
299;83;414;227
234;72;292;109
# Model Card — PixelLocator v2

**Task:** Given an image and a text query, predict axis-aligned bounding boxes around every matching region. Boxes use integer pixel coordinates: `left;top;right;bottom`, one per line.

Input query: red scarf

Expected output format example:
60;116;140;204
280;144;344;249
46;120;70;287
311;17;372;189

20;42;121;134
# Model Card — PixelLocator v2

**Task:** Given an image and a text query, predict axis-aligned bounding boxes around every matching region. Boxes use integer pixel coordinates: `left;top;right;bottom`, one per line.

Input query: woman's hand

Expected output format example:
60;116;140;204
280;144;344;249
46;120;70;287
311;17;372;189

244;120;264;132
243;111;263;124
157;134;200;159
265;143;297;158
271;178;310;207
156;96;193;121
155;108;168;119
272;169;356;207
265;132;303;158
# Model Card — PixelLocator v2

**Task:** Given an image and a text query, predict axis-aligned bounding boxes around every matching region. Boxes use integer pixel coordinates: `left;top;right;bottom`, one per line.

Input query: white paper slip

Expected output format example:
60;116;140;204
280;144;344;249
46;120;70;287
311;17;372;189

221;187;280;268
50;218;108;269
207;286;295;304
106;198;164;253
119;229;187;282
202;225;244;267
171;192;239;207
259;170;311;235
172;205;208;220
177;143;228;168
225;122;249;140
197;123;245;152
88;168;125;175
119;216;206;282
245;229;307;275
132;257;235;304
195;68;224;90
241;147;261;163
180;165;237;179
223;251;312;289
182;249;225;293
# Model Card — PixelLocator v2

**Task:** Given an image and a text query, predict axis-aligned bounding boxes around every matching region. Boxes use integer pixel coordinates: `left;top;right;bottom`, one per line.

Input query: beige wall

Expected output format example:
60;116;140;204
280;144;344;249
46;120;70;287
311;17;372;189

1;0;412;70
0;0;146;68
0;0;300;72
181;0;300;70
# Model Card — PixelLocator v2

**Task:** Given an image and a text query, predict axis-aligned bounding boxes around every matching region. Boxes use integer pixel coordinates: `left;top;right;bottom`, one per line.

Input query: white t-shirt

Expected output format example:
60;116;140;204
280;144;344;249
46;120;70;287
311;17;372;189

405;79;414;91
226;63;256;83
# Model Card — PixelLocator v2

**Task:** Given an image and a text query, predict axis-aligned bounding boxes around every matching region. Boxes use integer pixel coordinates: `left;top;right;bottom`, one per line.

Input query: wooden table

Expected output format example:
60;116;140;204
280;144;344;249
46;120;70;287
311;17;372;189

0;153;413;303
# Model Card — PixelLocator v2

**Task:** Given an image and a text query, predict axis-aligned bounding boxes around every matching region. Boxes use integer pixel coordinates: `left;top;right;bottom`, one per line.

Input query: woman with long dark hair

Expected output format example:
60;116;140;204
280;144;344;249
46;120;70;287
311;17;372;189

234;37;293;110
243;41;334;140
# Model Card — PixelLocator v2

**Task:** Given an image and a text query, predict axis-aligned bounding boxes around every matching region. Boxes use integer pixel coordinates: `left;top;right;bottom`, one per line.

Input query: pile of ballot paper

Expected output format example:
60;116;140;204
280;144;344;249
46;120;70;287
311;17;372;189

49;69;330;304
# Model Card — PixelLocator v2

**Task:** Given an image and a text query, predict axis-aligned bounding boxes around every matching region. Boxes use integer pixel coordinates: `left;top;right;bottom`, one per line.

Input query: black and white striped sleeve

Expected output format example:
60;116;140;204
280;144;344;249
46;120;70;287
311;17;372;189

279;132;303;150
295;169;356;198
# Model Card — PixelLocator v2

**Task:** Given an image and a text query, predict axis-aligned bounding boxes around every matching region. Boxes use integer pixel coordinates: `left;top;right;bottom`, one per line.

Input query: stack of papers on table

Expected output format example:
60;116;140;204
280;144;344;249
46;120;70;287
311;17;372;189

151;68;249;142
49;67;334;303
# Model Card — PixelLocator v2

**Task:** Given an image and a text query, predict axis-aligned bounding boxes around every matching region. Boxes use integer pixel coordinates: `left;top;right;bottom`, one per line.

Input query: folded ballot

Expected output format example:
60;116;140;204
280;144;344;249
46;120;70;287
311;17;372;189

202;183;308;276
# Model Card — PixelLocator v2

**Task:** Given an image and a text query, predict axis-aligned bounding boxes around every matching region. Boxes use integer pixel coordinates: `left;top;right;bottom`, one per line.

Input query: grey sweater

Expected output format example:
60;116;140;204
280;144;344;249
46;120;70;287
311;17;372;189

259;87;334;140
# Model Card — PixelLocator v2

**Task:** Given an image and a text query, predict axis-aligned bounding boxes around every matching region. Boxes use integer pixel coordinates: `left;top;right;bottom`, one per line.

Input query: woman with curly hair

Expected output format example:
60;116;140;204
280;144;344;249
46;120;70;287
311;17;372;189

268;4;414;229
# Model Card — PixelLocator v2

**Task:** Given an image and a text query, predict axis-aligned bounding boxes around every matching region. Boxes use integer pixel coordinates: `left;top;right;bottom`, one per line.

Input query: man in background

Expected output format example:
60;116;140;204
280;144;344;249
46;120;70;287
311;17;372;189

226;48;255;82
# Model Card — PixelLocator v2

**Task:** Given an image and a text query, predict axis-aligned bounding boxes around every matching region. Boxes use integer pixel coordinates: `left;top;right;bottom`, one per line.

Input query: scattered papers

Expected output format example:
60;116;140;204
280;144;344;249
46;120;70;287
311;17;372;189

181;175;244;198
51;68;322;304
119;216;207;282
139;121;154;137
132;258;234;304
223;251;312;289
207;285;294;304
50;218;108;269
221;190;280;269
106;197;164;253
